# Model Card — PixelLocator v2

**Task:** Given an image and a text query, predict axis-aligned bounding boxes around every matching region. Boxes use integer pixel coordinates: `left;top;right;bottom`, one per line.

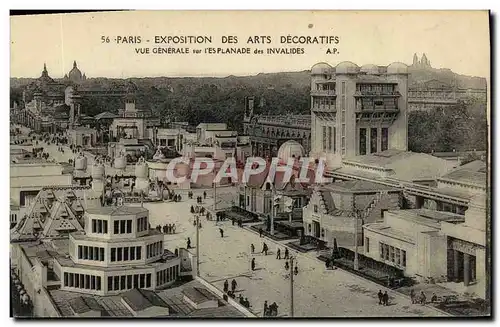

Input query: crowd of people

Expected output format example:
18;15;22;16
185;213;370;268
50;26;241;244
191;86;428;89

155;223;176;234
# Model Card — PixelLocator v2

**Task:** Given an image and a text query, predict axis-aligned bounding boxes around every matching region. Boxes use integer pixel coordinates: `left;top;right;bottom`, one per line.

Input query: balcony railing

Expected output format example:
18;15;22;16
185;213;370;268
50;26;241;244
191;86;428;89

311;90;337;97
354;91;400;97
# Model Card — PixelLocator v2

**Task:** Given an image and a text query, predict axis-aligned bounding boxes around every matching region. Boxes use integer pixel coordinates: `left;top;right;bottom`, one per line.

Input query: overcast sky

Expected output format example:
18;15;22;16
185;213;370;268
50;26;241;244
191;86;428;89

10;10;490;79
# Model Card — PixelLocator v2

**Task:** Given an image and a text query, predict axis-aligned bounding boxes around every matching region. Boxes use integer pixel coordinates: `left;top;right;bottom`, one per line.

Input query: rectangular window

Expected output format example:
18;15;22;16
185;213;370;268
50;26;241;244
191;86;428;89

322;126;327;151
156;272;161;286
113;276;119;291
146;274;152;288
75;274;80;288
341;96;345;110
127;275;133;289
314;205;318;213
120;220;126;234
380;243;384;259
381;128;389;151
124;247;129;261
167;267;171;282
365;237;370;253
333;127;337;153
91;275;96;290
401;250;407;267
78;245;82;259
97;220;102;233
94;247;99;261
85;275;90;289
136;246;142;260
385;244;390;261
100;248;105;261
64;272;69;287
341;82;346;94
114;221;119;234
395;248;401;266
370;128;378;153
130;246;136;260
328;127;332;151
133;275;139;288
359;128;367;155
92;219;97;233
117;248;123;261
126;220;132;233
83;246;88;260
140;274;145;288
103;220;108;234
390;246;395;262
96;276;101;291
143;217;148;231
107;276;113;291
120;276;126;290
111;248;116;262
69;273;74;287
137;218;142;232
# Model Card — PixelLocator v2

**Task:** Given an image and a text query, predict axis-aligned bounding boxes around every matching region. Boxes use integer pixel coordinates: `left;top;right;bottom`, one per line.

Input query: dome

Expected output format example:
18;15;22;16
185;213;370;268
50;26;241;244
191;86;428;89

311;62;333;75
335;61;359;74
360;64;380;75
278;140;305;162
387;62;408;75
68;61;83;82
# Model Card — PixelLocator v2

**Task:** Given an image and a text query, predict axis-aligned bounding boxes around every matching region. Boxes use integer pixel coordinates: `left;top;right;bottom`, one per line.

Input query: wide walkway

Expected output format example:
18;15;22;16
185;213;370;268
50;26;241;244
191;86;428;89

130;189;446;318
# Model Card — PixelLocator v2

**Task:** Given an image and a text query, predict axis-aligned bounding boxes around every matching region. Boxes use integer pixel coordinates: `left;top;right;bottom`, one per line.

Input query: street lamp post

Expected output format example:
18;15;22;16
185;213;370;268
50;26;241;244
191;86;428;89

196;214;200;277
271;185;276;236
285;255;298;317
353;209;359;271
213;182;217;212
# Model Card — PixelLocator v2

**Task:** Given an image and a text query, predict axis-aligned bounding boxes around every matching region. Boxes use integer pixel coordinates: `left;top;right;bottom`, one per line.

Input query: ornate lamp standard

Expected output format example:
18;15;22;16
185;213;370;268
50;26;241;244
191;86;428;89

284;255;299;317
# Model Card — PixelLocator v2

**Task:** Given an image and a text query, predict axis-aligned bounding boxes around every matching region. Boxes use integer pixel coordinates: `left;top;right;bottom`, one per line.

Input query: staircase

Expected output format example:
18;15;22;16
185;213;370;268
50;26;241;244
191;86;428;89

364;191;388;219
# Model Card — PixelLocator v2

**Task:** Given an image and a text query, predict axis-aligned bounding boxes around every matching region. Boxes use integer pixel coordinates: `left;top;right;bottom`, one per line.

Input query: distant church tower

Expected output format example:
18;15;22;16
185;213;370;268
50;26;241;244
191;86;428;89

411;53;431;69
412;53;419;67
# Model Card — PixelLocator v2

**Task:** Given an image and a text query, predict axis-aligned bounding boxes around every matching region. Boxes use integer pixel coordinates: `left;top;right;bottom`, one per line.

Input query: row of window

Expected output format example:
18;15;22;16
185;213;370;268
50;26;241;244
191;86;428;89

137;217;149;232
107;273;152;291
357;84;396;94
159;138;176;147
156;265;180;286
146;241;164;258
379;242;407;267
78;246;105;261
92;219;108;234
340;82;346;156
322;126;336;153
359;98;397;109
359;128;389;155
63;273;102;291
313;97;336;108
111;246;142;262
113;220;132;234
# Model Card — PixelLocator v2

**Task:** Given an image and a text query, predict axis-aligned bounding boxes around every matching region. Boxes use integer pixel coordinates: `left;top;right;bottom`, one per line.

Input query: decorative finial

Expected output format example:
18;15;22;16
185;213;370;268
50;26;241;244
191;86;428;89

73;60;77;68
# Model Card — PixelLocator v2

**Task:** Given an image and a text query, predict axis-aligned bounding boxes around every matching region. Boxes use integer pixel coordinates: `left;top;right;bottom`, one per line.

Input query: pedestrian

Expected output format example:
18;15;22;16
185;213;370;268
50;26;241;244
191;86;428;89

325;258;331;270
420;291;426;305
263;300;268;317
223;280;229;293
231;279;237;292
285;261;289;271
294;266;298;275
244;298;250;308
383;291;389;306
219;228;224;238
251;243;255;254
232;219;235;226
239;294;244;305
203;191;207;200
410;289;416;304
198;221;202;229
276;248;281;260
172;224;176;234
378;290;383;305
191;205;195;214
259;228;263;237
263;243;268;255
193;219;197;226
187;237;192;249
251;258;256;271
284;248;289;260
271;302;278;316
431;293;438;303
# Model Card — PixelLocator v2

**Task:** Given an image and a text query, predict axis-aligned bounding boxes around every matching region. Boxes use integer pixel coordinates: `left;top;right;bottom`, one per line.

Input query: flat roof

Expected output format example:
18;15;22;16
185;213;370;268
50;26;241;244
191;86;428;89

48;279;243;317
85;206;148;216
320;179;397;193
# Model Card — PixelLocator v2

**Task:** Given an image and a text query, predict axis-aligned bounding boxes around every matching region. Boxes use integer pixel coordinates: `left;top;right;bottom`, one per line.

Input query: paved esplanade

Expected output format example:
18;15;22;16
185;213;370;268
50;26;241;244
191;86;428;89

133;188;446;317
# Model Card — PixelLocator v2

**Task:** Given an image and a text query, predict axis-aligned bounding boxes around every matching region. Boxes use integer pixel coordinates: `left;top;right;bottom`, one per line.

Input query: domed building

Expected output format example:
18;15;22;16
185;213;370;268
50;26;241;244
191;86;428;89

67;61;86;84
278;140;305;162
